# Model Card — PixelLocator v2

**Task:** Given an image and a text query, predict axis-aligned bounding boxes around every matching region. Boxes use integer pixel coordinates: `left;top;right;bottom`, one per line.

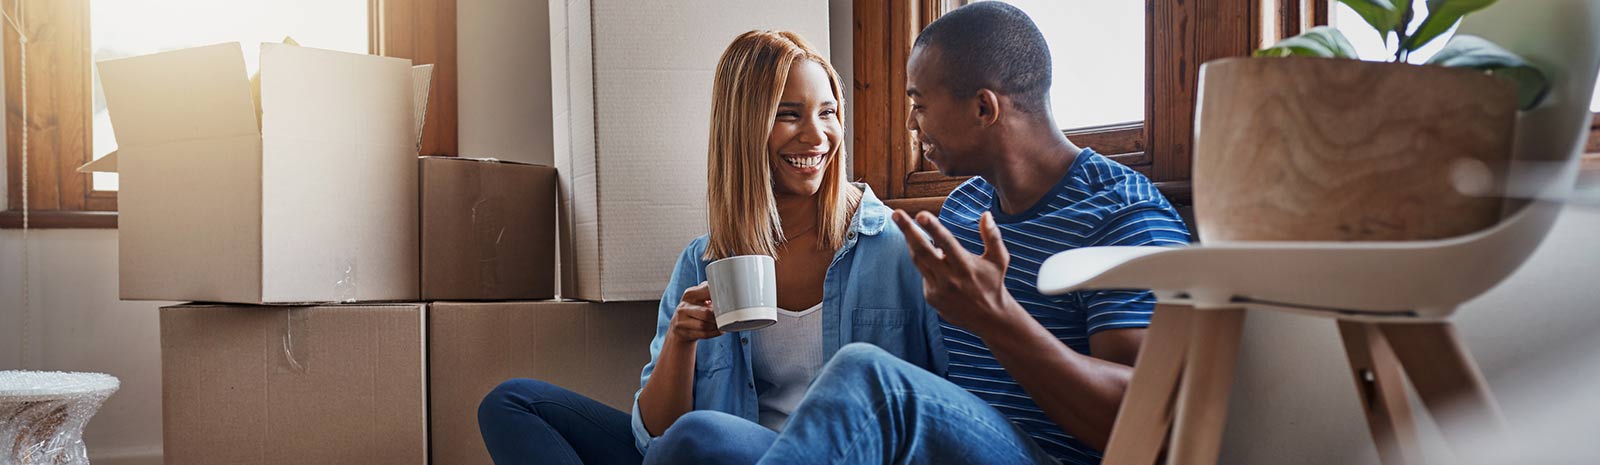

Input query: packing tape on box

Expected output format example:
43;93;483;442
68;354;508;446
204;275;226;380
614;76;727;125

278;308;311;374
472;161;505;293
472;196;505;292
334;257;358;304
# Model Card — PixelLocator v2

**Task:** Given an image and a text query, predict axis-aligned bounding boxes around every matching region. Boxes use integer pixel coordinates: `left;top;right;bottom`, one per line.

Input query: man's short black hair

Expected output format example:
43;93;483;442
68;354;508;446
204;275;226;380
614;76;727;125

913;2;1052;115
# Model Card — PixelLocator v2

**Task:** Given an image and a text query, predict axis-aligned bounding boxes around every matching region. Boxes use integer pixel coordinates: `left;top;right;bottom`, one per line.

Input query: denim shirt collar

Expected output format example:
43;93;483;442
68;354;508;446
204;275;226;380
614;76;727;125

851;183;891;237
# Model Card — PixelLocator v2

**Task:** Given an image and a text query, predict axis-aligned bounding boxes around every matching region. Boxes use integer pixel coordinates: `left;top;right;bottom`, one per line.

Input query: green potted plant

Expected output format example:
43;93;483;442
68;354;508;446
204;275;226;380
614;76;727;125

1190;0;1549;242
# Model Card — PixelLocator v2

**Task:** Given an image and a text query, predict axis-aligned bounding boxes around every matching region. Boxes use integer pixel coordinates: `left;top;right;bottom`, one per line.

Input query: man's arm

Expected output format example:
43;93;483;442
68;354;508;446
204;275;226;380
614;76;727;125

980;309;1143;450
891;209;1143;451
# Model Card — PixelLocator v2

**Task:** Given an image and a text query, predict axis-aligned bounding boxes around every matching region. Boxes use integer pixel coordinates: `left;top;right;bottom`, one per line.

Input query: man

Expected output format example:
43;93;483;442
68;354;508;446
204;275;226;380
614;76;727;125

745;3;1191;464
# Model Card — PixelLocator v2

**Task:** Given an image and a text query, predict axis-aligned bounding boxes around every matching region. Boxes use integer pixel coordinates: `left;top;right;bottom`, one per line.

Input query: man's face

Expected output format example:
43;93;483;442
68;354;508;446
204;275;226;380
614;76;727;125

906;46;987;177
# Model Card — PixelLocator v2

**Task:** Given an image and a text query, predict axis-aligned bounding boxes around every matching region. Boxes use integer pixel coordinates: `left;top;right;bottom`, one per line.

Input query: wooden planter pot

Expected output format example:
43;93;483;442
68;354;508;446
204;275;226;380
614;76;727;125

1192;57;1518;242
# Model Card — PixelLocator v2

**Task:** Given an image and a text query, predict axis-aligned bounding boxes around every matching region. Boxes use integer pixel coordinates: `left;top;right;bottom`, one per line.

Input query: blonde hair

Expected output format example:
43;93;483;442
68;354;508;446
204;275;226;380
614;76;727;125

705;30;860;261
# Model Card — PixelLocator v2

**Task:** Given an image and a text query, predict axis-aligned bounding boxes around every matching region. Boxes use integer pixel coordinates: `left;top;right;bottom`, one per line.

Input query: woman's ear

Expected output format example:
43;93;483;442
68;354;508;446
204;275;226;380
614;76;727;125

974;89;1001;128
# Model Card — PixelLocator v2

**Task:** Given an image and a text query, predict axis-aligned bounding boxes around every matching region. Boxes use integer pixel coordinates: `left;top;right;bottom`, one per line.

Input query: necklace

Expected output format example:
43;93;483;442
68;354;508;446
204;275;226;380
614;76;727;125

780;223;818;243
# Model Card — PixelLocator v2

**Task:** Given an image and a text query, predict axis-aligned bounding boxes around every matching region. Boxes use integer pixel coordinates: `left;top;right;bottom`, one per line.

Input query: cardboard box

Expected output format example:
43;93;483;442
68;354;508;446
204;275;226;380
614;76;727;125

160;303;428;465
420;157;558;300
94;43;430;304
552;1;832;301
429;301;658;465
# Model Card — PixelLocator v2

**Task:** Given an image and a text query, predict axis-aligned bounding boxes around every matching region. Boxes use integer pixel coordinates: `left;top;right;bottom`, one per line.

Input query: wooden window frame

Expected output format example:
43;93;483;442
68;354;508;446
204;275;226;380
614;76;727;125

0;0;456;229
857;0;1275;212
1589;114;1600;155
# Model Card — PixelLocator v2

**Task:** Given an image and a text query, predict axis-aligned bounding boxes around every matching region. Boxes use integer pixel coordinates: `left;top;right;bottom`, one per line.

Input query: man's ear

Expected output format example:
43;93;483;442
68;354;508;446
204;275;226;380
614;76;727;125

975;88;1002;128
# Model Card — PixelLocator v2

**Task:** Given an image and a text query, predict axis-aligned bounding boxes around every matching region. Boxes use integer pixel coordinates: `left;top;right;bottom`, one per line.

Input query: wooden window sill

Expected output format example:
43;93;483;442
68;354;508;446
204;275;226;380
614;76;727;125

0;210;118;229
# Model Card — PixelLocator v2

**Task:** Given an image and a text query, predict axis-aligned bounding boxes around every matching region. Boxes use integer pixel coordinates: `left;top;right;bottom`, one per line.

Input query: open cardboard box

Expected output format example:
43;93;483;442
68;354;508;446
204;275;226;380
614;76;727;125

87;43;433;304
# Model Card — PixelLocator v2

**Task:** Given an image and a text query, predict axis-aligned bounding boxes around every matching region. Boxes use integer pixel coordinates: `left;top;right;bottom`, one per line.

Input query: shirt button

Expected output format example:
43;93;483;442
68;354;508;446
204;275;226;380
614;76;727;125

847;231;857;240
747;382;754;389
740;337;748;345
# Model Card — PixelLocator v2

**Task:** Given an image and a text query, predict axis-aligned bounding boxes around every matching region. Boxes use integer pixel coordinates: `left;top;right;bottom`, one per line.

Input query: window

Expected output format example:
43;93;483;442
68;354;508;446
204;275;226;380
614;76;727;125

854;0;1268;209
968;0;1144;129
89;0;371;192
2;0;457;229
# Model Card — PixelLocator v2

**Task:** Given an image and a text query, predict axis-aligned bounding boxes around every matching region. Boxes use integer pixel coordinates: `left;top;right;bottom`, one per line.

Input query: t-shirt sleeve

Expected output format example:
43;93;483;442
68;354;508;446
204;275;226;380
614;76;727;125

1081;200;1191;336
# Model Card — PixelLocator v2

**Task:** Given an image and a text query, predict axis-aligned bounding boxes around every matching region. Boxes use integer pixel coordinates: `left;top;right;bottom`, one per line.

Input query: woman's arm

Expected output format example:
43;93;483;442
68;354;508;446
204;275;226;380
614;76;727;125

637;282;722;436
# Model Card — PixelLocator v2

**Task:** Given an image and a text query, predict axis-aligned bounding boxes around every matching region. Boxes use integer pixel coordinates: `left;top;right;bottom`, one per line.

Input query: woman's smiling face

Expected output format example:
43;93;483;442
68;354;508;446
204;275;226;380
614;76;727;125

767;59;842;197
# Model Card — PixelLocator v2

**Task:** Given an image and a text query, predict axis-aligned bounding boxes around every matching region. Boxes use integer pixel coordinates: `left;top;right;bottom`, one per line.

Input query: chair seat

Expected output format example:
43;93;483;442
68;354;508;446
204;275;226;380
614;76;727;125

1037;202;1566;318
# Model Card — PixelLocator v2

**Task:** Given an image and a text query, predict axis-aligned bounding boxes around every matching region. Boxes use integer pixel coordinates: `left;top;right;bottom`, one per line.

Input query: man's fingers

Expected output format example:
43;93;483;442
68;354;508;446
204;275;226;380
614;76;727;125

979;211;1010;267
916;211;968;266
893;210;946;269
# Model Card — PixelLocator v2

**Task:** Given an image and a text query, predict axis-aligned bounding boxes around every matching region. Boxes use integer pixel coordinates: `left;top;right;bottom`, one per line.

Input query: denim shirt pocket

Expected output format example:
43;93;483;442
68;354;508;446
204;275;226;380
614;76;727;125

850;307;914;357
693;338;733;376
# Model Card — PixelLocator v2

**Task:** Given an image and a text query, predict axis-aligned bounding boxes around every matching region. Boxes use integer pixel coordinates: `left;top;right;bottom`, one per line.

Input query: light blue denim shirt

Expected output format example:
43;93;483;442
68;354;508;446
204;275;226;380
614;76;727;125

628;185;948;454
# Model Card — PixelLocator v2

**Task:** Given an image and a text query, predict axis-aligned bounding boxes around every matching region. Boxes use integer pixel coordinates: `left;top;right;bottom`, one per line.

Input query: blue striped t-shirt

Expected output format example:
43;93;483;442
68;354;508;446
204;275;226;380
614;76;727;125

937;148;1191;465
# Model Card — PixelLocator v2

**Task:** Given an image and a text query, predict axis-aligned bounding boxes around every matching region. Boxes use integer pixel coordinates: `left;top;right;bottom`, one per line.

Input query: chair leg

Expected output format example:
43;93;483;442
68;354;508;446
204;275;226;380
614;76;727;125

1378;322;1506;459
1337;321;1423;465
1102;304;1194;465
1167;308;1246;465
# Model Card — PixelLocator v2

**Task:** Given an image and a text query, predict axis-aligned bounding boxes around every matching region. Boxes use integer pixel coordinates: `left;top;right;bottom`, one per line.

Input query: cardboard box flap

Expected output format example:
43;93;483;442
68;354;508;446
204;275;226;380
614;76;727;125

413;64;434;152
419;155;542;167
97;42;259;149
259;42;413;148
77;151;117;173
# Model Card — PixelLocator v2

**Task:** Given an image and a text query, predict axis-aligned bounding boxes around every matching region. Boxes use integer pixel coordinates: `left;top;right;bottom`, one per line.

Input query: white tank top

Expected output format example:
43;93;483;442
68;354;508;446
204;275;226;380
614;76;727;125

750;302;824;431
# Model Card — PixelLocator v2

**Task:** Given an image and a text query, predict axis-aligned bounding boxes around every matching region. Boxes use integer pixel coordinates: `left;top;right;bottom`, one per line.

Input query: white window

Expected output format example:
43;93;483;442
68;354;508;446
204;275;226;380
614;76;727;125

969;0;1145;129
90;0;368;191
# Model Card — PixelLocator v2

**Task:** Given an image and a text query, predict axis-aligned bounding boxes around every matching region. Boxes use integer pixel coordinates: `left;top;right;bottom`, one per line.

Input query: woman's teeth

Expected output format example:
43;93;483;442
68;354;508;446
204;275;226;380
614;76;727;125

783;154;825;168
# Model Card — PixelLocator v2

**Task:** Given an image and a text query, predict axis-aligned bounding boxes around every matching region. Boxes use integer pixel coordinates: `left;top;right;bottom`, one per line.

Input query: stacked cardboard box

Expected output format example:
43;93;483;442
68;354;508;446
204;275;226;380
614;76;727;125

157;300;656;465
419;156;558;301
97;42;424;304
97;41;661;465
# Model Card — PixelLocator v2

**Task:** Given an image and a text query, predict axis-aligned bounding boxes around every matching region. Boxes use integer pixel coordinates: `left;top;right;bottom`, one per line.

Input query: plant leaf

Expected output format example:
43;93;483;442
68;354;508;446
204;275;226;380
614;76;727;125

1404;0;1497;52
1336;0;1404;39
1256;27;1361;59
1427;35;1549;109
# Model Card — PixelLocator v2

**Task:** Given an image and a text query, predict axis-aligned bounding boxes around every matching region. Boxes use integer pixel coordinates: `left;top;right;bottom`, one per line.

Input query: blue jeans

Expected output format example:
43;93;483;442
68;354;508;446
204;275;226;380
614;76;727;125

479;379;778;465
754;343;1059;465
642;410;778;465
478;379;641;465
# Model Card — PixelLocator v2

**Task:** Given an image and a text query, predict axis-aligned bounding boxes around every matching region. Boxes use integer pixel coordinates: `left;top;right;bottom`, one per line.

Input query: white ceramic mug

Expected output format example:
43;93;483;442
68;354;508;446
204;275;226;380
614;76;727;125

705;255;778;332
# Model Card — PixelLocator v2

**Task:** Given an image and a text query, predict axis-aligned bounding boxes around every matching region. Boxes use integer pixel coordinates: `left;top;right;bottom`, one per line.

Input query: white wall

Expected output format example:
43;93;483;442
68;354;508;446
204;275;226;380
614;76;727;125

0;231;167;465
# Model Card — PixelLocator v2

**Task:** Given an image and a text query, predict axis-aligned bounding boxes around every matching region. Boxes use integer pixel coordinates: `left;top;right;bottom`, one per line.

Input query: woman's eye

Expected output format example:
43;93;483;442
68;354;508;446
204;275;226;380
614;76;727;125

776;111;800;120
820;109;837;118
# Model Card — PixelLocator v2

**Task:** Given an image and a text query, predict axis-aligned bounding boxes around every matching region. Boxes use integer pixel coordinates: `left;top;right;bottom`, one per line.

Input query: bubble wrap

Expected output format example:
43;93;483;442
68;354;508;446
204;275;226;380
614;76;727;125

0;371;120;465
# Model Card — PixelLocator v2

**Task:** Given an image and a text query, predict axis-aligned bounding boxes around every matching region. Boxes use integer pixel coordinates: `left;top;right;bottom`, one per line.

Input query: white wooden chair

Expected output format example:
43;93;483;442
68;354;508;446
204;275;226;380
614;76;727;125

1034;2;1600;464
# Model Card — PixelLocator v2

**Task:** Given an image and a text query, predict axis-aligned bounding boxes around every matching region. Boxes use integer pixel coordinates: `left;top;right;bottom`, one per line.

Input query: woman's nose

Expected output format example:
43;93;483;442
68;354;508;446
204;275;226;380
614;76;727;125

798;118;827;146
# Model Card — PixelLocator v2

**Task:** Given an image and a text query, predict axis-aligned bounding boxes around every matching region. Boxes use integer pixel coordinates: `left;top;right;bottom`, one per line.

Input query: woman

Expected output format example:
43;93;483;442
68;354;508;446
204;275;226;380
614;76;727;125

477;30;943;465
